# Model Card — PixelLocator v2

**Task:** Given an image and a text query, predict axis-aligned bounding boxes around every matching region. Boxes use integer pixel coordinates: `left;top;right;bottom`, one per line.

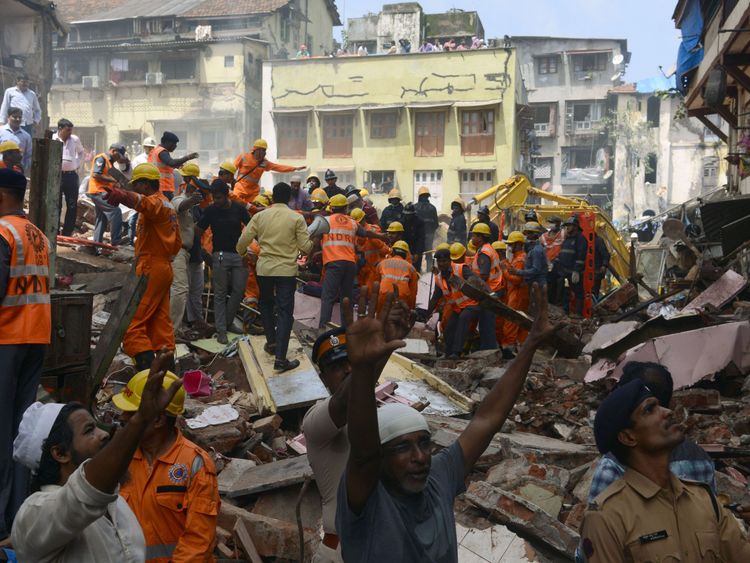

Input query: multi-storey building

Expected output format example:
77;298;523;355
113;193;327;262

49;0;340;170
260;47;530;212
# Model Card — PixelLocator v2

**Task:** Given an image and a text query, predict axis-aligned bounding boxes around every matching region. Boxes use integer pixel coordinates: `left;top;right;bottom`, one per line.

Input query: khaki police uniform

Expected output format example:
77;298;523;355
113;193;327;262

580;468;750;562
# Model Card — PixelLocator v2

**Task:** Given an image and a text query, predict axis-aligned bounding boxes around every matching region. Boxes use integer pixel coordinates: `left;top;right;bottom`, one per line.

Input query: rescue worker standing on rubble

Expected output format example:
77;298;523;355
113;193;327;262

233;139;306;204
0;168;51;540
375;241;419;313
415;186;439;271
303;328;352;563
579;379;750;562
502;231;530;353
351;208;388;288
540;216;564;303
103;163;182;371
88;143;129;245
316;194;386;328
114;369;220;563
379;188;404;231
148;132;199;201
401;202;425;272
464;223;501;351
448;198;468;245
196;180;251;345
556;216;588;316
510;222;548;315
470;205;499;242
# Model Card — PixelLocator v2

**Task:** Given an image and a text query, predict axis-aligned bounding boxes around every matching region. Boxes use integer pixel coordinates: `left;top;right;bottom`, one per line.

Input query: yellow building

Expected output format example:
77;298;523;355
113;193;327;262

48;0;340;171
261;47;530;212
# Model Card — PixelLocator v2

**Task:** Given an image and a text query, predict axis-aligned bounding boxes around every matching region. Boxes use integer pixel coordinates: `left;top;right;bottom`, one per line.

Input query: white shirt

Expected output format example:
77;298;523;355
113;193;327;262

11;460;146;563
53;132;85;172
132;151;150;167
0;86;42;126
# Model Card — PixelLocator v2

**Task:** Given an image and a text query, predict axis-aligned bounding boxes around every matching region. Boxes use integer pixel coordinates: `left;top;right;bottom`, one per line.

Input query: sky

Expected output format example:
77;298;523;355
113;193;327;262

336;0;682;82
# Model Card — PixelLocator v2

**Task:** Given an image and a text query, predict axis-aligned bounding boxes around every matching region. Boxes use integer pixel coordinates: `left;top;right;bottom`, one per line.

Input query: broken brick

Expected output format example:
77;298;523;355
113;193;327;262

251;414;283;439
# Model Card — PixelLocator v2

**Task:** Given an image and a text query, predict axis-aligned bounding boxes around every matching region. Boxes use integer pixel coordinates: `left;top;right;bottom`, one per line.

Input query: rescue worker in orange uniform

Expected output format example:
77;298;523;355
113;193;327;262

114;369;219;563
385;221;413;264
217;160;236;189
351;208;388;287
491;239;509;352
440;241;483;358
501;231;530;350
148;132;198;200
0;168;51;536
241;194;270;317
233;139;306;204
104;163;181;370
87;143;129;245
540;216;564;303
375;240;418;314
316;194;386;328
0;140;24;173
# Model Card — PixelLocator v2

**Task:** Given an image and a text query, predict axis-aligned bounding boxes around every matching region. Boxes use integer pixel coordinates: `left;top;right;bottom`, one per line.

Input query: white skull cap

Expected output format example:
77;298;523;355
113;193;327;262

13;402;66;473
377;403;430;445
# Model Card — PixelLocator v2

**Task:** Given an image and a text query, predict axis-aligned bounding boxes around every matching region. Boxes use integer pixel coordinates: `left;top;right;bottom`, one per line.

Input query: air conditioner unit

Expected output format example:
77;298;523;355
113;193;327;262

82;76;100;89
146;72;164;85
534;123;549;135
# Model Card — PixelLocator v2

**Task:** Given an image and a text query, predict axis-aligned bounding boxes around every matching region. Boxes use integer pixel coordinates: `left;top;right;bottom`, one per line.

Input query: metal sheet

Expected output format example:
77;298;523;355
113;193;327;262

699;196;750;242
271;106;314;114
266;370;328;411
682;269;747;313
452;99;502;108
314;105;360;113
721;214;750;256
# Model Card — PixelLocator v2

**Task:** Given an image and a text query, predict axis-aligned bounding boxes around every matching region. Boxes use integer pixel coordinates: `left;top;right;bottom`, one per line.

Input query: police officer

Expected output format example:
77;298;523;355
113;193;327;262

579;379;750;562
323;169;345;199
469;205;499;242
555;216;587;315
379;188;403;231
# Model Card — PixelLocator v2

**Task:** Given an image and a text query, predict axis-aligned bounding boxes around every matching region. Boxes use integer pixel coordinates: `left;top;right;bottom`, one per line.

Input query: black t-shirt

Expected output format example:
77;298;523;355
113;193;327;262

197;201;250;253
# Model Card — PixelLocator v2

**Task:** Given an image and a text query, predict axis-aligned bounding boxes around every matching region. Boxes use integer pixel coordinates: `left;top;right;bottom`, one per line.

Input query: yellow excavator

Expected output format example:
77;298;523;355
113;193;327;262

469;174;630;281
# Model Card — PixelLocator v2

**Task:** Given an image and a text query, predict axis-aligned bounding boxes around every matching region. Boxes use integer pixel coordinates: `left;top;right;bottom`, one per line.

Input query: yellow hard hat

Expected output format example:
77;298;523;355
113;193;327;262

467;241;477;253
435;242;450;252
492;240;507;252
471;222;492;236
311;188;329;204
596;220;605;229
449;242;466;261
507;231;526;244
180;162;200;178
254;194;270;207
0;140;20;152
350;208;365;222
387;221;404;233
392;240;410;254
253;138;268;150
451;197;465;211
418;186;430;197
360;188;369;198
130;163;161;182
388;188;402;200
219;160;237;175
329;194;348;208
112;369;185;416
522;221;544;233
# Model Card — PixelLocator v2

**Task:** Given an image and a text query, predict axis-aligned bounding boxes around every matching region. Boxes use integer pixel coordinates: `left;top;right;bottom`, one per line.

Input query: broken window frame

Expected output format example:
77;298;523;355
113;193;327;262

460;109;495;156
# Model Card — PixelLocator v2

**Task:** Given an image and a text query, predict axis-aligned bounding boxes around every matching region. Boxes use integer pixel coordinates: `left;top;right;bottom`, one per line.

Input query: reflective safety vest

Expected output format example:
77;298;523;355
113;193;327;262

148;146;175;194
322;213;358;264
437;263;477;312
87;152;112;194
540;229;564;262
0;214;51;344
471;243;503;291
357;223;388;268
377;256;417;301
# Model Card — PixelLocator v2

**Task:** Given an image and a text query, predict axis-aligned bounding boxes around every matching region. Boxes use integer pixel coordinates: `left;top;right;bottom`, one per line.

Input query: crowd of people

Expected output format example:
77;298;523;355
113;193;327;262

3;112;750;561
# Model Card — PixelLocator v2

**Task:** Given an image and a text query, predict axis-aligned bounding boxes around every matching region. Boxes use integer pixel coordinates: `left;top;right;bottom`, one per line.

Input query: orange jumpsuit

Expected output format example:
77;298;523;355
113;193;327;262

122;191;181;357
502;251;529;347
243;240;261;302
120;431;220;563
495;258;510;345
232;153;298;204
356;223;389;287
540;229;564;262
375;255;419;313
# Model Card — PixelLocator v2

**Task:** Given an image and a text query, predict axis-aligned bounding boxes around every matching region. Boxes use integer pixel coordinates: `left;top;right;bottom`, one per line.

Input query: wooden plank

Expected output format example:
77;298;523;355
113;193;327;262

88;269;147;400
29;134;63;280
389;353;474;413
226;454;313;498
265;369;328;412
233;519;263;563
237;339;274;415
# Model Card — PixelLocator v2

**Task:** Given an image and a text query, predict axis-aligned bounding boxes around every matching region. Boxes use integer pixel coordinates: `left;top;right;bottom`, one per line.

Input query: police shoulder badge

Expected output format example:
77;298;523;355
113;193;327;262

168;463;189;485
329;335;340;347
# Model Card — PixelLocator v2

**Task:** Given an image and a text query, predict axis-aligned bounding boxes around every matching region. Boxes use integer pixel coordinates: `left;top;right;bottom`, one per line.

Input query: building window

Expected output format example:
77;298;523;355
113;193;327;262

459;169;495;199
365;170;396;194
160;58;196;80
322;114;354;158
703;156;719;188
532;104;556;136
110;58;148;82
415;111;445;157
533;157;553;180
54;57;90;85
370;112;397;139
646;96;660;127
276;114;308;159
567;101;605;132
537;56;559;75
224;55;235;68
200;129;226;150
644;153;657;184
572;52;608;73
461;109;495;156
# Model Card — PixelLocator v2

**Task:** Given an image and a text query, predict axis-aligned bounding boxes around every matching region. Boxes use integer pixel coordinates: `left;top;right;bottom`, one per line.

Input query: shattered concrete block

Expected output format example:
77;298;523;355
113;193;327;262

671;389;722;412
572;460;600;503
252;414;282;439
465;481;579;558
716;471;750;505
217;458;257;495
550;358;591;382
218;502;319;560
552;423;574;441
181;421;247;455
514;480;564;518
486;457;570;491
563;502;586;532
479;366;508;389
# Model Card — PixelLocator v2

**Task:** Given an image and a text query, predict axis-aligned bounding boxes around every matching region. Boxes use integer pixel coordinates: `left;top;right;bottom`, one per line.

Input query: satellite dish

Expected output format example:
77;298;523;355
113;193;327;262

613;53;624;65
611;71;622;82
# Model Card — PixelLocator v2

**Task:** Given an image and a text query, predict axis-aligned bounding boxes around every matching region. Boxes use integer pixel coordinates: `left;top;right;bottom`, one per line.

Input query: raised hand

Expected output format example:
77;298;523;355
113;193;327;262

383;286;413;342
526;283;562;346
136;349;183;422
341;283;405;368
